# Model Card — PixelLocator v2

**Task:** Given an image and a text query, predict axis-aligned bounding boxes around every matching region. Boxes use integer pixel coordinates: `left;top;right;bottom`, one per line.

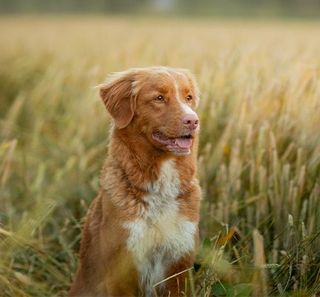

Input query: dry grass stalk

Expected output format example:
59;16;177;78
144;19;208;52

252;229;268;297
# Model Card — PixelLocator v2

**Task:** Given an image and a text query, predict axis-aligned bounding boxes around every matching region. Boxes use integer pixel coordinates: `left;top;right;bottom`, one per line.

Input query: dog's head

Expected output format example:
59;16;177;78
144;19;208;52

99;66;200;156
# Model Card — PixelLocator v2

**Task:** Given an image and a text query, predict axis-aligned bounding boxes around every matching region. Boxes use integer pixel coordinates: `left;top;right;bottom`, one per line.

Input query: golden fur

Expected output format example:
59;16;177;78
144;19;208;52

68;66;201;297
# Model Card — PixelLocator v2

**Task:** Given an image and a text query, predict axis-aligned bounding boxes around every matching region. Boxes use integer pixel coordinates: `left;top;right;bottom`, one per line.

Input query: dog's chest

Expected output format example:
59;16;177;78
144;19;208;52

124;160;196;294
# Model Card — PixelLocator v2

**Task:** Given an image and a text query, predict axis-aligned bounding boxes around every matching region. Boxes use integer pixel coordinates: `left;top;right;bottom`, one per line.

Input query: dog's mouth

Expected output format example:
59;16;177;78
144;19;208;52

152;131;194;155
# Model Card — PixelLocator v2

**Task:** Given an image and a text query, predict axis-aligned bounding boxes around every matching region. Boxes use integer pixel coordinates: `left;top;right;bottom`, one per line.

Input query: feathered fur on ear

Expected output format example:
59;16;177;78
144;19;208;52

99;70;138;129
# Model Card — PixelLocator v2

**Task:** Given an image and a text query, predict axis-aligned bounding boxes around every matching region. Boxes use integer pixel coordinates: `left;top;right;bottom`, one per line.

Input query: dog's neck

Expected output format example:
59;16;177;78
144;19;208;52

110;127;169;185
108;126;196;190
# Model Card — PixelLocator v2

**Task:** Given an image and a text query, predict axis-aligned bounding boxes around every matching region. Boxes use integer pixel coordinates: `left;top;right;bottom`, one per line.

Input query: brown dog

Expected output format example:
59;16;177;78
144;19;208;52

68;66;201;297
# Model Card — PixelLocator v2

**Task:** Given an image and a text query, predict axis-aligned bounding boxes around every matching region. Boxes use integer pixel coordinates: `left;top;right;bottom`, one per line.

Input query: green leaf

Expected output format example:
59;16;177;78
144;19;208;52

202;237;212;248
211;282;235;297
234;283;253;297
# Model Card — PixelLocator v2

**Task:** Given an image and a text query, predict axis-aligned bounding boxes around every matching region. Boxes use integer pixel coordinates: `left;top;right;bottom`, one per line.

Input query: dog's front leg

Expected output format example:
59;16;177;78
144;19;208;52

161;254;195;297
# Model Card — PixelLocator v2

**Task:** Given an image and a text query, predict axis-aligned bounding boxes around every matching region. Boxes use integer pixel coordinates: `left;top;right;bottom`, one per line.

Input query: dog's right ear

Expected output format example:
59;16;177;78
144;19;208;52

99;70;138;129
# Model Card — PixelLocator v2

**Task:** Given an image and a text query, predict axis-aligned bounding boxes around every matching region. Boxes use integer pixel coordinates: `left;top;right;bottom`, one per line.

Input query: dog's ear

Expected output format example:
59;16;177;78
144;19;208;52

99;70;138;129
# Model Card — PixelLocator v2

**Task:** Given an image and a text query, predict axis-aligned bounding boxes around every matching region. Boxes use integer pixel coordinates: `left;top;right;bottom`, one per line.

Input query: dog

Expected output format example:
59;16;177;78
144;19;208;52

68;66;201;297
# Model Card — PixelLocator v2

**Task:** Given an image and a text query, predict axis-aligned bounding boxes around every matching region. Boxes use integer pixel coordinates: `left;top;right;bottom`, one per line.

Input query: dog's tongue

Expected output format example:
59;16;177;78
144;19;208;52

175;137;192;149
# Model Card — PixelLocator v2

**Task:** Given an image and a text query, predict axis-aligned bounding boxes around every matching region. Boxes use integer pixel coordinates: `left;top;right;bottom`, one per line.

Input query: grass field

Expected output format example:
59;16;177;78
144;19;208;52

0;16;320;297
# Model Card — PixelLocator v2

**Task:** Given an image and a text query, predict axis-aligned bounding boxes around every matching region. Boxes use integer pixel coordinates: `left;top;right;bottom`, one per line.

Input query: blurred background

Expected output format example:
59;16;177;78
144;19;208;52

1;1;320;297
1;0;320;18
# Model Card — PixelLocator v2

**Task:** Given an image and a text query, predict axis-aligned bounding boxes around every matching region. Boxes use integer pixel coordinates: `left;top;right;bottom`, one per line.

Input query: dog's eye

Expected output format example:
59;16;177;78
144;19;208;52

186;95;193;101
155;95;165;102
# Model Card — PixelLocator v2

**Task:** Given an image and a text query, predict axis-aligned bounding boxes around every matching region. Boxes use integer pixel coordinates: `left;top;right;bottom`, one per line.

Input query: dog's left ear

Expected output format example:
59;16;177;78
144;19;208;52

99;70;138;129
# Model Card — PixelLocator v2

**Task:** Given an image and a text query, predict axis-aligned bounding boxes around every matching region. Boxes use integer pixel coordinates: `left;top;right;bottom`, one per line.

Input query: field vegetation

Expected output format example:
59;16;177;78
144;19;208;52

0;16;320;296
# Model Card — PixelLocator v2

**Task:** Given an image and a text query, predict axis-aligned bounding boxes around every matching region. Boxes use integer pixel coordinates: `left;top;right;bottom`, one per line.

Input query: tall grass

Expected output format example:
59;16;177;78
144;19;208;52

0;16;319;296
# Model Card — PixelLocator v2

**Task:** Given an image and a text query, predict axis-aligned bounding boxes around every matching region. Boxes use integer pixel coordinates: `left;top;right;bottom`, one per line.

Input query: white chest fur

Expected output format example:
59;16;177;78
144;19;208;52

124;160;196;296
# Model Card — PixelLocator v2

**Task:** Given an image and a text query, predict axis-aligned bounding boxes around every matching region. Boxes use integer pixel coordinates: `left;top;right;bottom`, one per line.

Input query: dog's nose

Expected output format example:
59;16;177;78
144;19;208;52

182;114;199;130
